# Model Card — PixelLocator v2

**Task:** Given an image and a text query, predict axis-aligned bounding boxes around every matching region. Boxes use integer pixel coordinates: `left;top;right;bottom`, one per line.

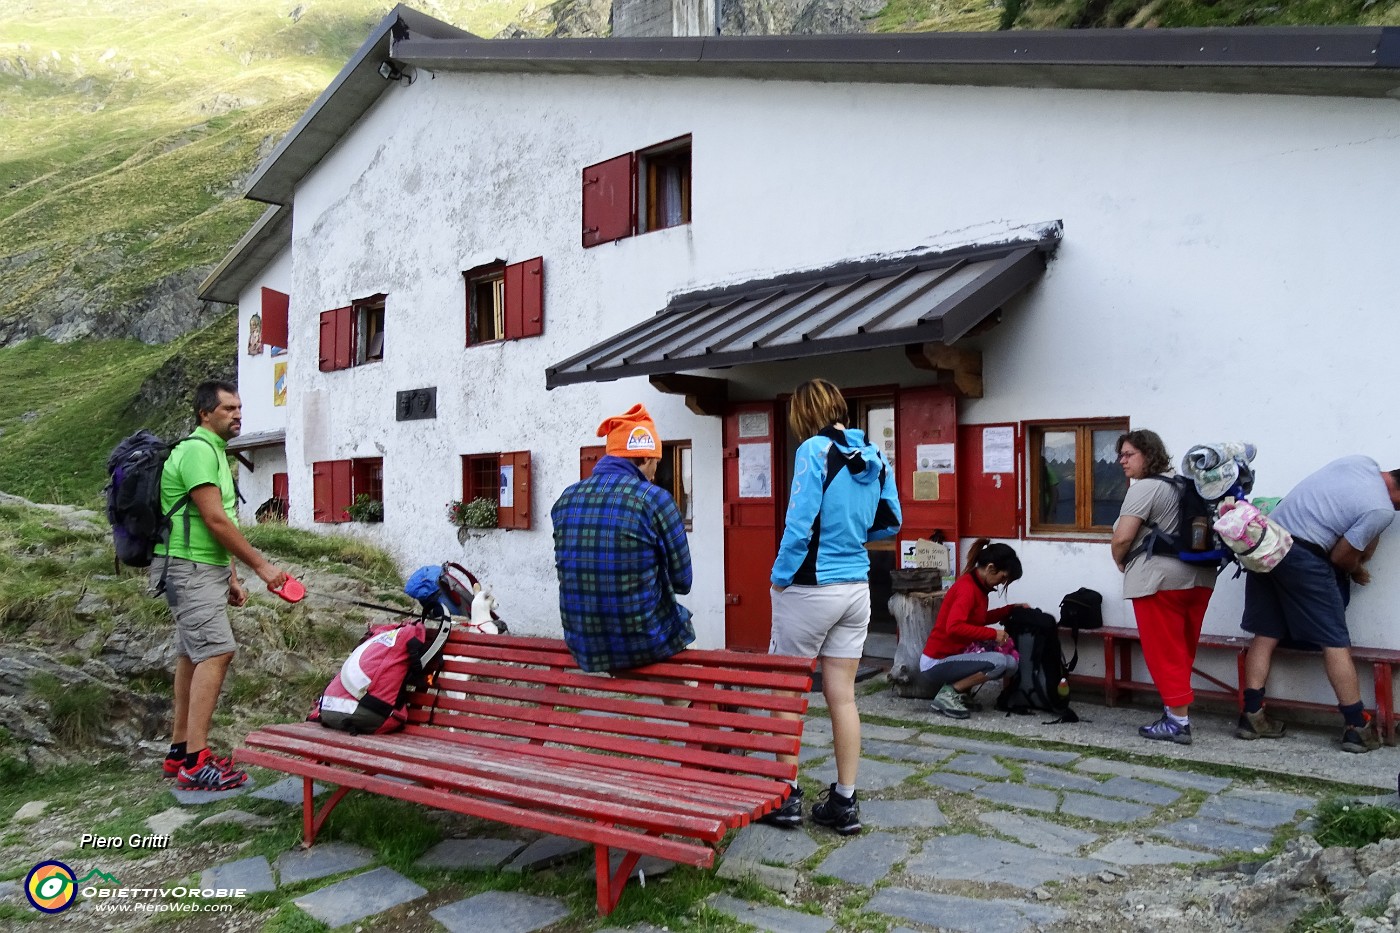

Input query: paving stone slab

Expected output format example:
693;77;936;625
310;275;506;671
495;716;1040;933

1091;837;1217;866
1229;787;1317;811
717;859;799;894
922;773;985;794
1086;776;1183;807
1152;818;1275;854
850;756;918;791
505;836;589;872
979;811;1099;854
943;753;1010;779
723;823;820;867
416;838;528;870
607;851;676;880
201;855;275;894
198;809;274;829
918;734;1080;766
1196;794;1308;829
814;831;910;886
860;799;948;830
978;781;1059;813
250;777;328;805
1075;758;1231;793
904;834;1108;890
861;724;920;742
432;890;570;933
275;842;375;885
1058;791;1154;823
146;806;199;836
1019;764;1104;793
799;745;832;765
868;885;1066;932
802;719;834;746
170;778;255;806
293;866;425;927
709;893;834;933
862;740;956;766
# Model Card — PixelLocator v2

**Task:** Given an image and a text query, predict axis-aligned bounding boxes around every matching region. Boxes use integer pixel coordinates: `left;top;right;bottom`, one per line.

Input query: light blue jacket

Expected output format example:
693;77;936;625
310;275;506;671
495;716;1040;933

771;427;902;587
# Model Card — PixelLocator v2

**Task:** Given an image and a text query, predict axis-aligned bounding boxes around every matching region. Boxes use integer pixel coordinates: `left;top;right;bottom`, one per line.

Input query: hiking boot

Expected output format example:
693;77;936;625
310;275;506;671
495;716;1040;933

1342;719;1381;754
1236;709;1287;740
163;750;232;779
931;685;971;720
1138;714;1192;745
176;750;248;791
758;784;803;828
811;785;861;836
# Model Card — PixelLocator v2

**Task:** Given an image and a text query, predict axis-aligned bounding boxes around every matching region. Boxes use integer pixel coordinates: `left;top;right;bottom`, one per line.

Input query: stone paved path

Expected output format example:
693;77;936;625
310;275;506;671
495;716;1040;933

180;719;1327;932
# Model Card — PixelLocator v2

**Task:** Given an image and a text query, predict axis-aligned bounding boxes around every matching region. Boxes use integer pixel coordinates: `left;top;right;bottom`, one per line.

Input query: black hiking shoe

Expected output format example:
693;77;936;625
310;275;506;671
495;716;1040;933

759;784;803;827
811;784;861;836
1342;719;1381;754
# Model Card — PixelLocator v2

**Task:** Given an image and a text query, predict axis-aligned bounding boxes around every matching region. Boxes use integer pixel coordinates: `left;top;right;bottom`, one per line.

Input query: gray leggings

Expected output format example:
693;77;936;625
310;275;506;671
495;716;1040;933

917;651;1018;693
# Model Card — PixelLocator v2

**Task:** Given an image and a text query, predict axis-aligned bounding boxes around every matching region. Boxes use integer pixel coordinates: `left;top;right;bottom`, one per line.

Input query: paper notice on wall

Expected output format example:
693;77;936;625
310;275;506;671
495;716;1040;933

982;426;1015;474
498;464;514;508
738;442;772;498
917;443;955;473
899;540;920;569
915;539;951;572
912;471;939;501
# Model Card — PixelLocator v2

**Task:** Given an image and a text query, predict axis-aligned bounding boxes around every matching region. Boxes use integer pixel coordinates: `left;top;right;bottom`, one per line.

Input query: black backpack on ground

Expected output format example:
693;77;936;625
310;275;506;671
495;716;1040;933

995;607;1078;723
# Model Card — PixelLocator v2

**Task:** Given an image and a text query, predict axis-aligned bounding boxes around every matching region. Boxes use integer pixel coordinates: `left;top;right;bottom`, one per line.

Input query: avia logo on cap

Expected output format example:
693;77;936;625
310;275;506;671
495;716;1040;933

625;427;657;451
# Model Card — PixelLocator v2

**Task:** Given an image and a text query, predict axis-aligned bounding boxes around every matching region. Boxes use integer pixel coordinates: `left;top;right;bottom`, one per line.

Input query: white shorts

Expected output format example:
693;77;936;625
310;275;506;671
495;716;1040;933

768;583;870;660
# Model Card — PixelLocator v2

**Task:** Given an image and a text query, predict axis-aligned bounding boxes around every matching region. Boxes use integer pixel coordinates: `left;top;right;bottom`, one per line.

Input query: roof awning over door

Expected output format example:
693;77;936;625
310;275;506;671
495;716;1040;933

546;226;1061;389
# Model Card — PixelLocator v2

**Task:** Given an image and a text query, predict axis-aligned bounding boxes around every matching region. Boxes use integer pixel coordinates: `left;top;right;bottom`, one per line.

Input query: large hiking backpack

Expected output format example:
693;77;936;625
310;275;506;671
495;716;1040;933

309;618;452;735
1131;474;1230;567
104;431;218;585
995;607;1078;723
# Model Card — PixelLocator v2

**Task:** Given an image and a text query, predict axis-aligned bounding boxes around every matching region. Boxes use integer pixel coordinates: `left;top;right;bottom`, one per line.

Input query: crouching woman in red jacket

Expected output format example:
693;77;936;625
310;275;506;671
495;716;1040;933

919;538;1025;719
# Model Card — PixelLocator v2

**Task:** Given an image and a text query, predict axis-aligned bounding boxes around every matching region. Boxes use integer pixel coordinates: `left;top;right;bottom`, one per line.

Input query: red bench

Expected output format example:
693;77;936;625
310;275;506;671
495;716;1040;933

1067;625;1400;745
239;632;814;914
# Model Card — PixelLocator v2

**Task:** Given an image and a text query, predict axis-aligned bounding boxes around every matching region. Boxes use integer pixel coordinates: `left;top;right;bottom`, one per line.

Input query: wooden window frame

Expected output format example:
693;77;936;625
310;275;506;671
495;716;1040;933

1025;418;1129;537
638;136;692;234
461;451;532;530
353;294;386;365
312;456;384;523
466;265;506;345
464;258;545;346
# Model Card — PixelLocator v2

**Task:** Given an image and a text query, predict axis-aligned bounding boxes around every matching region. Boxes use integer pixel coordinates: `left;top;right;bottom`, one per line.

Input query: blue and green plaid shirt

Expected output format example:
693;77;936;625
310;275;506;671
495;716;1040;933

551;456;694;672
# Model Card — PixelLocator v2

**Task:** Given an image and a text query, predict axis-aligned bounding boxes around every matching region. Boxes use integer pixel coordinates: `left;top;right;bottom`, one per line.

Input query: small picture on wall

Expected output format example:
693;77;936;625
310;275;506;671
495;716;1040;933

273;362;287;407
270;344;286;357
247;313;264;356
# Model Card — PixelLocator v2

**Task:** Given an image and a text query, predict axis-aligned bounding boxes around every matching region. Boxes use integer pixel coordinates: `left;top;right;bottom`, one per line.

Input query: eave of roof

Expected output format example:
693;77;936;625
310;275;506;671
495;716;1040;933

198;205;291;304
393;26;1400;98
243;4;477;207
226;428;286;452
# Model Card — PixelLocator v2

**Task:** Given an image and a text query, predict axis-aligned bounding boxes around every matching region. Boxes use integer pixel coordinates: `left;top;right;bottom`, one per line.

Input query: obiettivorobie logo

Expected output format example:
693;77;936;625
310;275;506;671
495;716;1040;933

24;862;120;914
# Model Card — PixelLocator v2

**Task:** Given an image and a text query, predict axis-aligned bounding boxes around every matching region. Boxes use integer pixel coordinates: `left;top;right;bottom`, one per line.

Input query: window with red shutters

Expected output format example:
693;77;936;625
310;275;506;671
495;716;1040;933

461;451;532;530
579;445;605;480
465;258;544;345
312;458;383;523
638;136;691;234
582;153;636;248
271;472;289;500
261;288;289;350
318;306;352;372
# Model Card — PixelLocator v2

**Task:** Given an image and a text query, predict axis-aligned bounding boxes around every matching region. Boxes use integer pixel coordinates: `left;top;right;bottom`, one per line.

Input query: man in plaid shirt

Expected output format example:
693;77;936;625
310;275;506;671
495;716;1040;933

552;404;694;672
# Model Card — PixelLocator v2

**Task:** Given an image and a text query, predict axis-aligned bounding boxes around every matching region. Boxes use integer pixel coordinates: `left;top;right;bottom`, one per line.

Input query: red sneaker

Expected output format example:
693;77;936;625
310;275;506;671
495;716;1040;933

163;751;232;779
176;750;247;791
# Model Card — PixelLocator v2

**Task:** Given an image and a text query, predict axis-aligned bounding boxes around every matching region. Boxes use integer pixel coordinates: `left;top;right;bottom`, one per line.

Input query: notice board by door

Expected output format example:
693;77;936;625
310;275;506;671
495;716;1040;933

895;386;959;545
957;422;1022;540
722;402;781;651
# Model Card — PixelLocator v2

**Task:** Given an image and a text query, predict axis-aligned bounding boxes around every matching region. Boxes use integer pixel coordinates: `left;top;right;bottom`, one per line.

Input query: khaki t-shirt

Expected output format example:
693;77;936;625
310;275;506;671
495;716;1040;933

1117;473;1217;599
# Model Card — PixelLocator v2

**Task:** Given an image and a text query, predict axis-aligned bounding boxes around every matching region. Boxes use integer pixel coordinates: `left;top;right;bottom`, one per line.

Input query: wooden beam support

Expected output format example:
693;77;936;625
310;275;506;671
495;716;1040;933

233;451;255;471
648;374;729;417
905;343;984;398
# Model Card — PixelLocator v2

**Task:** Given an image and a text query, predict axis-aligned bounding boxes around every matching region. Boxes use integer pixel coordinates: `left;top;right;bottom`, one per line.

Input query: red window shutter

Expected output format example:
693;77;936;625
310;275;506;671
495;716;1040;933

502;257;544;340
956;423;1021;539
334;305;353;370
582;154;635;248
261;288;289;348
318;310;335;372
272;472;289;500
580;445;605;480
497;451;532;530
312;461;331;522
503;261;524;341
329;459;352;522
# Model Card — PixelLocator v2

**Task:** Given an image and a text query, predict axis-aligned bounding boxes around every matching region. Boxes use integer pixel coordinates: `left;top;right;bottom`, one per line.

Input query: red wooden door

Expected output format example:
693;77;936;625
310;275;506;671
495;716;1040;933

957;422;1021;540
896;386;959;543
722;402;781;651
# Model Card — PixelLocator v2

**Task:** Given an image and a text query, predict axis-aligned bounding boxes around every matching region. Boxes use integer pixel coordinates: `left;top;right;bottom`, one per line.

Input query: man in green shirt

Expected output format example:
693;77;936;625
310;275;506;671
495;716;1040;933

155;381;288;791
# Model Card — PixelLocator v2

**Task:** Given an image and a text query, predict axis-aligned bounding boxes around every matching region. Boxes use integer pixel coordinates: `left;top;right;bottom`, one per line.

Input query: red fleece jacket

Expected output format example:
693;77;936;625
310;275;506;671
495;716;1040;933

921;571;1013;660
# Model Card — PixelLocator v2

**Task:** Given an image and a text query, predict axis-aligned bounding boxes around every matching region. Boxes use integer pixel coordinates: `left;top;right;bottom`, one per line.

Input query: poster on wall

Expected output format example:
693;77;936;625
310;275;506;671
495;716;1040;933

270;345;286;357
738;442;771;498
247;314;263;355
272;362;287;407
916;443;955;473
499;464;515;509
982;426;1015;473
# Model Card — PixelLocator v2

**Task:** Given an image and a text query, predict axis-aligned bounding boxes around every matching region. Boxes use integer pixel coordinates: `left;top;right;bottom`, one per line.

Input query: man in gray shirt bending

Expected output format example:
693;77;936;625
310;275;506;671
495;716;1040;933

1237;455;1400;753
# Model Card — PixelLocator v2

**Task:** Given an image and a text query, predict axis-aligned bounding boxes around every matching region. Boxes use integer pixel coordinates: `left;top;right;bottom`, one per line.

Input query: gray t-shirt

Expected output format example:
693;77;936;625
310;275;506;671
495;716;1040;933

1116;473;1218;599
1272;455;1394;553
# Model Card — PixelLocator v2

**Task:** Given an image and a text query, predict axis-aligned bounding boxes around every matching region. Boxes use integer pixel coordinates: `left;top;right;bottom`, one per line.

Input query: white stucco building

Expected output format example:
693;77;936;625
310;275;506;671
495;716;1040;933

201;7;1400;708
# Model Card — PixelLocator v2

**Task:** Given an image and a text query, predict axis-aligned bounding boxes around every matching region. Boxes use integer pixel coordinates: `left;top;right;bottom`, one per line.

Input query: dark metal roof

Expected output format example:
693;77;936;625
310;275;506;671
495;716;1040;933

546;226;1062;389
244;5;476;206
198;205;291;304
395;27;1400;97
227;429;287;453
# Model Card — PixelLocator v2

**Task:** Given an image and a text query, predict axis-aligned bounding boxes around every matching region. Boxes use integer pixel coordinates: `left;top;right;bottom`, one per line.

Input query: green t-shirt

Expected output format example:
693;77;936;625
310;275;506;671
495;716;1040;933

154;426;236;566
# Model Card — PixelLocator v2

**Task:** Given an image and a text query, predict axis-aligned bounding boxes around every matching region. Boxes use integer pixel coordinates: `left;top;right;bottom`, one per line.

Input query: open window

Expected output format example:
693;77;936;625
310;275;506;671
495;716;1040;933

464;258;544;345
582;135;691;248
319;294;386;371
355;294;385;364
261;287;289;350
461;451;532;530
582;441;692;531
1026;420;1129;535
638;137;691;234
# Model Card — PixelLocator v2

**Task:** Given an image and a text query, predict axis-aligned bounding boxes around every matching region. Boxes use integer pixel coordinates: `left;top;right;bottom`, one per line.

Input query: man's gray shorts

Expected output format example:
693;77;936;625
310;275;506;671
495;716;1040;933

769;583;870;659
151;558;237;663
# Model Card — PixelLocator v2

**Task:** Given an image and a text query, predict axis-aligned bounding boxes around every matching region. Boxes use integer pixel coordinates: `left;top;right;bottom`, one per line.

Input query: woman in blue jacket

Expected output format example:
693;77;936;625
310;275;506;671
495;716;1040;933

760;378;901;836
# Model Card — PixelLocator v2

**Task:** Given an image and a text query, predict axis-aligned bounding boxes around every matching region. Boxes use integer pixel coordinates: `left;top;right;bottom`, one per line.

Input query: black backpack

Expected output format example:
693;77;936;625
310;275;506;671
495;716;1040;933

995;607;1078;723
1059;587;1103;674
104;430;219;592
1130;474;1234;568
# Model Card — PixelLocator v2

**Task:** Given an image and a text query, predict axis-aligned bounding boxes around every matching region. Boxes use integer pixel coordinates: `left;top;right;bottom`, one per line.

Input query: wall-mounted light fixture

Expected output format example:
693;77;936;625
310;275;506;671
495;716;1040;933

377;61;413;83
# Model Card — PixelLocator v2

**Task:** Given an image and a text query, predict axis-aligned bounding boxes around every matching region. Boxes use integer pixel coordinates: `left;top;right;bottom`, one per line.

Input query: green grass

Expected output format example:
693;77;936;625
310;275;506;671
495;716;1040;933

243;523;404;587
29;671;110;745
1313;797;1400;849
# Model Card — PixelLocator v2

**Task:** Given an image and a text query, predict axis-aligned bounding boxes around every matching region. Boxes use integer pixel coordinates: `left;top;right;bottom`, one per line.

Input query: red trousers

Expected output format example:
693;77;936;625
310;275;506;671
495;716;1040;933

1130;586;1213;708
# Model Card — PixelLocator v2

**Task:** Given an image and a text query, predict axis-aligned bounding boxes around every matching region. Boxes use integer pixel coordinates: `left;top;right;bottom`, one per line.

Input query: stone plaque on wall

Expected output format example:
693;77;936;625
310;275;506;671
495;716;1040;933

395;387;437;421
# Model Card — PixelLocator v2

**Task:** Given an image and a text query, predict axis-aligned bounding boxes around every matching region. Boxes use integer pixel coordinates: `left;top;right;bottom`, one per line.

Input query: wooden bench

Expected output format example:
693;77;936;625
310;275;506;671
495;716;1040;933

238;631;815;914
1066;625;1400;745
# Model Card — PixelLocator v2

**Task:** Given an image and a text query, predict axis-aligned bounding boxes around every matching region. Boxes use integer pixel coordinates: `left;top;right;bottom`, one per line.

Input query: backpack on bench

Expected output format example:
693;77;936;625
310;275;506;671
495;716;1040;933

995;607;1078;723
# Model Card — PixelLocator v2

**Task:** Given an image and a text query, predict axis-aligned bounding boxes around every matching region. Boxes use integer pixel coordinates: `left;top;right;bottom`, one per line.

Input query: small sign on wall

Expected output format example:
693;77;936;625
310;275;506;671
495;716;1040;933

395;387;436;421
